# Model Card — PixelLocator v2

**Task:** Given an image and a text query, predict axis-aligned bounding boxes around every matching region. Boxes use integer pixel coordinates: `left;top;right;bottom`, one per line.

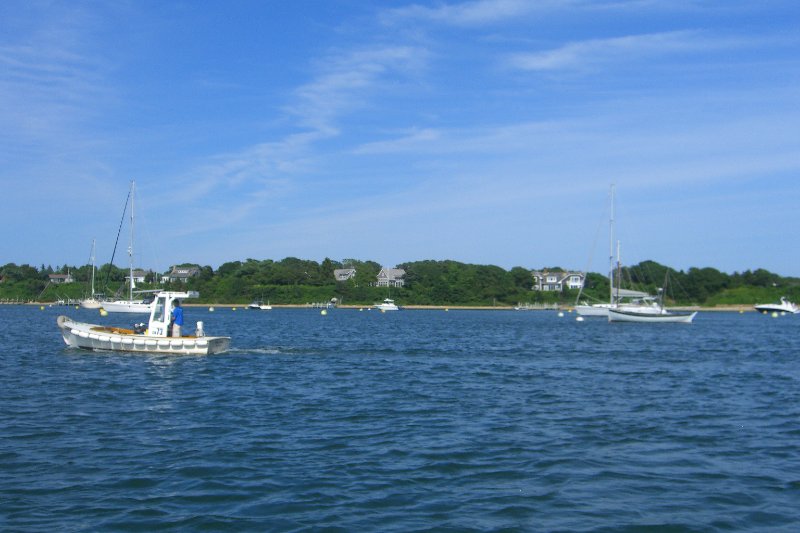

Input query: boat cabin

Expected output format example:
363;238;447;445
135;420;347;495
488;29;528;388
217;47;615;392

147;291;199;337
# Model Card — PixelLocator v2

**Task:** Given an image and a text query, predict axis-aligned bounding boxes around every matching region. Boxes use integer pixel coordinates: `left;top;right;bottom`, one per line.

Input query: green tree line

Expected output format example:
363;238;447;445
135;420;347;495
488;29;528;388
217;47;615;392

1;258;798;306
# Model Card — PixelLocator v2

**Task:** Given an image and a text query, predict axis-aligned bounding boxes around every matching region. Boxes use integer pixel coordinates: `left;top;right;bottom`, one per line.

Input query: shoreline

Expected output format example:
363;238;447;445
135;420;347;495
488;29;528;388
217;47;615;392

9;302;757;312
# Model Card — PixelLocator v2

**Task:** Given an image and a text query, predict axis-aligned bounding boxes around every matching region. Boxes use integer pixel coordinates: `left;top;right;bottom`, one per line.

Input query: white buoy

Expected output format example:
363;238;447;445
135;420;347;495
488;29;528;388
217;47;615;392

321;309;327;316
558;312;564;317
576;316;584;322
40;306;44;311
209;306;215;312
100;309;108;317
772;311;779;318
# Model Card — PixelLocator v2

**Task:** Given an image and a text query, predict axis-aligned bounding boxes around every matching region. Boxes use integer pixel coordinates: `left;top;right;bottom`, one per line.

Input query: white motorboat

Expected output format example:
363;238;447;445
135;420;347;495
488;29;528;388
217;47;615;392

374;298;400;311
58;291;230;355
248;300;272;310
754;297;799;315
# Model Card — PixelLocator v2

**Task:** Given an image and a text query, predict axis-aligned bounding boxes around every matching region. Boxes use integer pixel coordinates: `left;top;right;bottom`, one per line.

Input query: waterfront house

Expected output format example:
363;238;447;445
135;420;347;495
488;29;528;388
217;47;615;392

376;267;405;288
334;268;356;282
162;266;200;283
49;273;74;284
532;270;585;291
126;269;148;285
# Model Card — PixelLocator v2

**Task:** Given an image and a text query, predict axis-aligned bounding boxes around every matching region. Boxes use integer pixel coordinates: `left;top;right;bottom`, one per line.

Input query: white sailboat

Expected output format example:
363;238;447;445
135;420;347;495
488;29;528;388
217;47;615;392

575;185;660;317
608;273;697;323
80;239;103;309
102;181;154;314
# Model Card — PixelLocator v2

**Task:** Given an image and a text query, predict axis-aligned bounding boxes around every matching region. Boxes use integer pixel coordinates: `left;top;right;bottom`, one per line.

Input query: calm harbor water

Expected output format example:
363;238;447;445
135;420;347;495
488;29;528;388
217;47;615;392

1;305;799;531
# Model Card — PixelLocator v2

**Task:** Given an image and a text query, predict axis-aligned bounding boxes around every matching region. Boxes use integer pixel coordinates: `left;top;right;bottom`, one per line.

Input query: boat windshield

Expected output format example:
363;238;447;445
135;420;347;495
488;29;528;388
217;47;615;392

152;296;167;323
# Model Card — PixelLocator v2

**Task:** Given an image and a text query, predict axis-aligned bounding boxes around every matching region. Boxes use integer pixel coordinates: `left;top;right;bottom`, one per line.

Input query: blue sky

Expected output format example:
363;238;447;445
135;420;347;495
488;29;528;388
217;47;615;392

1;0;798;276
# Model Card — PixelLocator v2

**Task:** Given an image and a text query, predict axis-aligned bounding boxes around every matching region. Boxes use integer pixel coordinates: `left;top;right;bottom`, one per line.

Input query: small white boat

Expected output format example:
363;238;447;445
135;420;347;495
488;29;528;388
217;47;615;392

248;301;272;310
58;291;230;355
754;297;799;315
80;298;104;310
608;308;697;323
374;298;400;311
102;299;153;313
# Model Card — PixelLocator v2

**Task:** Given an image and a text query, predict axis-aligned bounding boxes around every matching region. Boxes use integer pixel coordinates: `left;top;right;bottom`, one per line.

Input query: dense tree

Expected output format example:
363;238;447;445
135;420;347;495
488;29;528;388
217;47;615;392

2;258;799;306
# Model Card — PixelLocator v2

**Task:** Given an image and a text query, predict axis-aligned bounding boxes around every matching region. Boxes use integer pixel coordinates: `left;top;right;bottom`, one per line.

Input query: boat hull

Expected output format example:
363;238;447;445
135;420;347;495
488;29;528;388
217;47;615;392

57;316;230;355
753;304;799;314
80;298;103;309
608;309;697;323
574;304;612;317
102;300;152;313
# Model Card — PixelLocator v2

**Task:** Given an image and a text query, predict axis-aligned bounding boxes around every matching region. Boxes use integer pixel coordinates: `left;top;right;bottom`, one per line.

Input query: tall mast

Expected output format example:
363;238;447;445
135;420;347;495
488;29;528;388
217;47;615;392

128;180;135;301
609;183;615;305
90;238;96;298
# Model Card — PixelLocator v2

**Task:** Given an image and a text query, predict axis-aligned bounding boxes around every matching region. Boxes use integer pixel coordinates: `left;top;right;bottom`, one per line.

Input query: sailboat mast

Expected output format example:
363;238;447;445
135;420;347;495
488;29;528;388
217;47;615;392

609;184;615;305
128;181;135;301
616;240;621;304
90;238;96;297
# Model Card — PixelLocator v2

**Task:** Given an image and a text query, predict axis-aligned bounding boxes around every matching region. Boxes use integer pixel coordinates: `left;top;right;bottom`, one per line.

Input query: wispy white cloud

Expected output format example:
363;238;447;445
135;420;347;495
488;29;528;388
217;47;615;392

353;128;442;154
155;45;430;231
384;0;561;26
507;31;721;71
288;46;427;132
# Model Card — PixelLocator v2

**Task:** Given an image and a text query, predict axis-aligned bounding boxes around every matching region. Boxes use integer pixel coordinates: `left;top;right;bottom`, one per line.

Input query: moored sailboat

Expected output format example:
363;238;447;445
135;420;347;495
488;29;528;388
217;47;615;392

575;185;663;318
102;181;155;314
608;276;697;324
80;239;103;309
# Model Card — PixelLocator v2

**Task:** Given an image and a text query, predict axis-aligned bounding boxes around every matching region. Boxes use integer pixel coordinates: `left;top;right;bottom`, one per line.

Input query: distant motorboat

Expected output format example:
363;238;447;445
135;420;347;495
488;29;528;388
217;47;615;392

58;290;230;355
754;297;799;315
374;298;400;311
248;300;272;310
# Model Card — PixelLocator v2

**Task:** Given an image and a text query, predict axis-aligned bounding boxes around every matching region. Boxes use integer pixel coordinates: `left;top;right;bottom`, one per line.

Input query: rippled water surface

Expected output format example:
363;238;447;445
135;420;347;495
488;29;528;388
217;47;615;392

1;305;799;531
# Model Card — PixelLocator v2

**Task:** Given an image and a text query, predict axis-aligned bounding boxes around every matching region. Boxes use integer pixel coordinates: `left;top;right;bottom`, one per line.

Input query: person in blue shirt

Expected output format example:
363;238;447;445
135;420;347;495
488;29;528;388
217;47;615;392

171;299;184;337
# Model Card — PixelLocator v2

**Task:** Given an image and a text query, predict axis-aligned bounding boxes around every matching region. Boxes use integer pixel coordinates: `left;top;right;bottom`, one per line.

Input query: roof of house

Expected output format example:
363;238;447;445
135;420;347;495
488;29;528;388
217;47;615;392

378;268;405;279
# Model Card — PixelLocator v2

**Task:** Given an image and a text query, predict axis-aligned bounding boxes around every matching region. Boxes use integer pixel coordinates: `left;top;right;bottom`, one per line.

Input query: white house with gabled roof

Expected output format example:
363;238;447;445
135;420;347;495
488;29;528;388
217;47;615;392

376;267;405;287
531;270;585;291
